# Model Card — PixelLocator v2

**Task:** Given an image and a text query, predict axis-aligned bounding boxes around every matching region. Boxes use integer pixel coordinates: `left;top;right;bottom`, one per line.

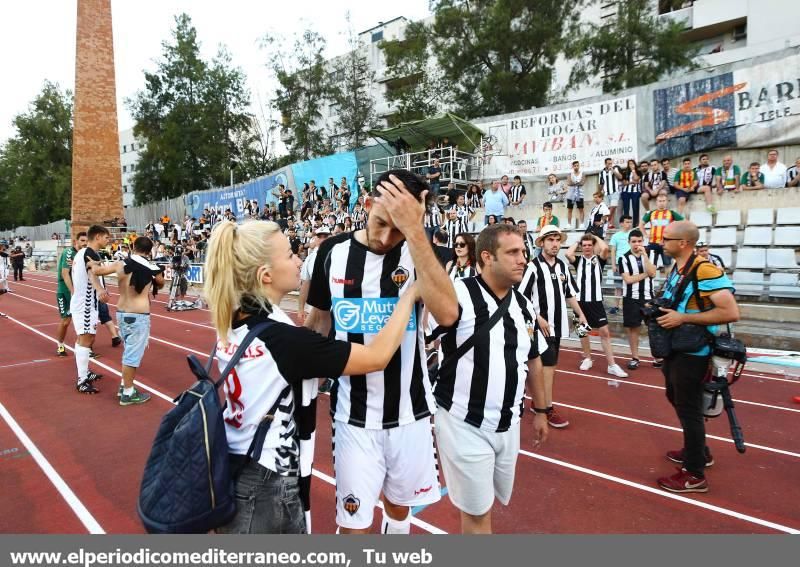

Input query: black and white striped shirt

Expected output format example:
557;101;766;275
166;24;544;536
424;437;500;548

621;170;641;193
444;218;461;248
430;277;547;432
599;167;621;195
467;191;482;208
788;165;798;184
352;209;367;230
517;254;578;338
521;231;536;261
308;232;435;429
448;205;473;233
424;206;442;228
448;262;478;281
618;251;654;300
572;254;607;302
510;184;527;203
644;171;666;193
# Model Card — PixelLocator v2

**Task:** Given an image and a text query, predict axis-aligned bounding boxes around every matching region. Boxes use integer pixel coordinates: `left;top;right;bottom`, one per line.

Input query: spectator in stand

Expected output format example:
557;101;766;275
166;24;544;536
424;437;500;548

503;217;516;226
598;158;623;224
432;229;455;267
716;155;741;193
483;180;509;224
695;241;726;270
24;242;33;258
161;214;171;225
672;157;700;216
466;184;483;208
762;149;788;188
661;158;676;195
609;215;634;315
509;175;527;207
788;157;800;187
640;193;683;270
695;153;718;213
517;220;536;261
585;191;610;239
546;173;567;202
427;158;442;196
441;181;458;205
445;233;478;280
566;160;586;230
500;174;512;197
327;177;339;200
739;162;765;191
642;159;667;211
535;201;559;231
486;215;499;227
620;159;642;224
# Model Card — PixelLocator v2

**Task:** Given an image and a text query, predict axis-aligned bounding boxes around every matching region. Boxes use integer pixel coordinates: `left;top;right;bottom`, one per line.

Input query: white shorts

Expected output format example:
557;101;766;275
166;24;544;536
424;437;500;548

605;192;620;207
434;409;520;516
333;417;441;530
70;298;98;336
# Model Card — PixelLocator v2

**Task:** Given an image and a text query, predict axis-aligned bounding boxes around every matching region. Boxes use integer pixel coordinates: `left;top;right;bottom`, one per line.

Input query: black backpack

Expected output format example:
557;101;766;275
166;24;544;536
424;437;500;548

138;321;273;533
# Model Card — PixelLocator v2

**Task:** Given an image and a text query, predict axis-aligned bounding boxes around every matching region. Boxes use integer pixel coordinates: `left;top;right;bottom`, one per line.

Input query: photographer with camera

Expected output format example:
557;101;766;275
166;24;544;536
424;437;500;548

653;221;739;493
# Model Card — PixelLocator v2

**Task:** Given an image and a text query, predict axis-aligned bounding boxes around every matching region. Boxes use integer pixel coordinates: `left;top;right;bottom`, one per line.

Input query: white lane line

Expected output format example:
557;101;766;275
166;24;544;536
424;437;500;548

552;401;800;459
310;470;447;534
555;368;800;414
6;294;798;533
0;359;51;370
0;398;105;534
518;449;800;535
3;310;447;535
9;281;216;330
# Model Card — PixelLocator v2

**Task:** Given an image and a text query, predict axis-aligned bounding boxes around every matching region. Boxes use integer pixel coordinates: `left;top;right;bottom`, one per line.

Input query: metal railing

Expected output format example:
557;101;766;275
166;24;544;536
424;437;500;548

369;146;481;189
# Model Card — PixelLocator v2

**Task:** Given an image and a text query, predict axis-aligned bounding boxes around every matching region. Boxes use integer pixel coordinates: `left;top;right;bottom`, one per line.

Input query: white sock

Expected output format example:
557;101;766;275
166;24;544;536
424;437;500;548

381;510;411;534
75;344;91;382
122;387;135;396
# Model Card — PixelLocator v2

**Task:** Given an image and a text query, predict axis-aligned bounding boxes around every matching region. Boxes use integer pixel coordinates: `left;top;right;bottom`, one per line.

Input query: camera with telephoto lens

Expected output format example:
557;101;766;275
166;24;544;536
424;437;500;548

641;296;672;359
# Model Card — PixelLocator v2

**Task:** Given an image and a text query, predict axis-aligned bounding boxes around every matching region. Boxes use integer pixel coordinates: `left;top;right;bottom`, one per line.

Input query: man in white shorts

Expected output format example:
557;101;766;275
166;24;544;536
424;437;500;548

306;169;458;534
430;224;548;533
70;225;111;394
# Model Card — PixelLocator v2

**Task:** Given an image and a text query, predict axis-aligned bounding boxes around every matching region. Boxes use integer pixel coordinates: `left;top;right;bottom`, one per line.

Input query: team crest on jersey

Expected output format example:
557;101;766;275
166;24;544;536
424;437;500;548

391;266;410;288
343;494;360;516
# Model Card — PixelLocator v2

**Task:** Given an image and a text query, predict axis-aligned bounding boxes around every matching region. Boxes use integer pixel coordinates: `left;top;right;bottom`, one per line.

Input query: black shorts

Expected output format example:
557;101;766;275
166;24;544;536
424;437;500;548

579;301;608;329
98;301;111;325
540;336;561;367
675;189;693;201
567;199;584;210
623;298;645;328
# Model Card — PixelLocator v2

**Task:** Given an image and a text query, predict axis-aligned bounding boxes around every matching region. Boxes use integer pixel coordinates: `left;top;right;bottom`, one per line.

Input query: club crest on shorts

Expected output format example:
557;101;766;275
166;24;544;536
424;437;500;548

343;494;360;516
391;266;410;288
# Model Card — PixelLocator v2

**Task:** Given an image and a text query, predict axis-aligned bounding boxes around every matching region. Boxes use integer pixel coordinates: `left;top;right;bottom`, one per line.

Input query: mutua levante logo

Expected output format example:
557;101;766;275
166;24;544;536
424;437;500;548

332;297;417;334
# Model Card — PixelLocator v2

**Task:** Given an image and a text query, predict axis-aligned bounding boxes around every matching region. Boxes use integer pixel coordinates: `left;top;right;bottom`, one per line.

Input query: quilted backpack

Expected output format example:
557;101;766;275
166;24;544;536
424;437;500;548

137;321;272;533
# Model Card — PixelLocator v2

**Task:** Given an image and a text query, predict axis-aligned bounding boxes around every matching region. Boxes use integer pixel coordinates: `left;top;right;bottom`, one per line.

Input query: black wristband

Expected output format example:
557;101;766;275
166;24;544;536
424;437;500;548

533;407;553;415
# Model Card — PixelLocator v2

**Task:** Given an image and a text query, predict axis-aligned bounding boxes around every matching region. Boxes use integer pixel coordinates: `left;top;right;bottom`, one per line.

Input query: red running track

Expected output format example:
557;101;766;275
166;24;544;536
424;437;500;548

1;272;798;534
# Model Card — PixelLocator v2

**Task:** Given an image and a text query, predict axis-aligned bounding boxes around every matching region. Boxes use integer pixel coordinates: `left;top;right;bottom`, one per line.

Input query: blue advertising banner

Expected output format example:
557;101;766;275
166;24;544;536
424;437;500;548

291;152;359;209
186;166;295;219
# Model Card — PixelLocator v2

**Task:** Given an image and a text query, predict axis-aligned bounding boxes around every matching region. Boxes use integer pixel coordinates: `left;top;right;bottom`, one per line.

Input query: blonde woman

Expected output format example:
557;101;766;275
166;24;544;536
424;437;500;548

204;220;419;534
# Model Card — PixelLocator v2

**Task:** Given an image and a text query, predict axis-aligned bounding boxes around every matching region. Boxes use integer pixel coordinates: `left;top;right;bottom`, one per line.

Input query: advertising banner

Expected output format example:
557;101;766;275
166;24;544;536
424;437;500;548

652;54;800;158
477;95;638;177
186;166;295;219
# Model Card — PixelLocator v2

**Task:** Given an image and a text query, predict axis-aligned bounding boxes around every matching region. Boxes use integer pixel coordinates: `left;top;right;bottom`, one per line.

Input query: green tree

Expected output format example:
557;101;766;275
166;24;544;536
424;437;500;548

568;0;700;93
429;0;584;118
263;29;332;161
0;81;73;230
328;16;379;150
128;14;253;203
378;21;442;124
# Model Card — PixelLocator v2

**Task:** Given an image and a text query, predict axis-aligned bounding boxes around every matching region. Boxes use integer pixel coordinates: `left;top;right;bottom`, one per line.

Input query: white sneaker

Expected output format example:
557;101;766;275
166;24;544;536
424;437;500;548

579;357;593;371
607;364;629;378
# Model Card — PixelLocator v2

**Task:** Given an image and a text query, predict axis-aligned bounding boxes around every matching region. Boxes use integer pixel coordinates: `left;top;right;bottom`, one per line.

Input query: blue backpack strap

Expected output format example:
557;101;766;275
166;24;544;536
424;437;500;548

244;384;292;462
213;319;274;390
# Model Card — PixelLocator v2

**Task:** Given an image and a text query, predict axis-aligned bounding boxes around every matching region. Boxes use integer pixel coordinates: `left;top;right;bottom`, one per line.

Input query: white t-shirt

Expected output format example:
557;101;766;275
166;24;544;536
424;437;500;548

762;162;787;189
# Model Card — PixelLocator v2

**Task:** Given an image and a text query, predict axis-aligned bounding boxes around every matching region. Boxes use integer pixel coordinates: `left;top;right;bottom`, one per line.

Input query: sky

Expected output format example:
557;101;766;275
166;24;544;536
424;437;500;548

0;0;431;145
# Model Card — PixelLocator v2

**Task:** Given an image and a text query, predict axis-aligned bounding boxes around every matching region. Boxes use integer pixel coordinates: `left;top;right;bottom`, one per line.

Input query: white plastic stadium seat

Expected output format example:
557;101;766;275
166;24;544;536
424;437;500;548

710;227;737;247
742;227;773;246
714;209;741;227
776;207;800;226
747;208;774;226
712;247;733;269
564;231;582;247
732;271;764;295
768;273;800;298
690;211;712;228
773;226;800;246
735;248;766;270
767;249;799;269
